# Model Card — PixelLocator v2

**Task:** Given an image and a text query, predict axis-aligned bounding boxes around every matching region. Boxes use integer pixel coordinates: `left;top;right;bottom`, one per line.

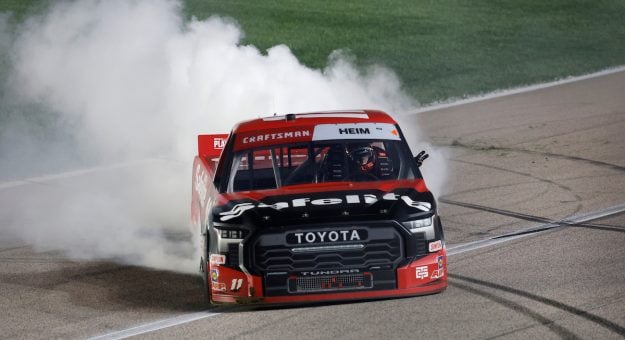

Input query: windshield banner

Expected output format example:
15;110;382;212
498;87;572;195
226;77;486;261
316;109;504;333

312;123;401;141
234;127;314;150
233;123;401;150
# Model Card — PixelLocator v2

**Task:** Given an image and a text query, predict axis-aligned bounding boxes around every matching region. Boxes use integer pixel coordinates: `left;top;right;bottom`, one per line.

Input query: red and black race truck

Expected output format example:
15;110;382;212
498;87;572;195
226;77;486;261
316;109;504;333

191;110;446;305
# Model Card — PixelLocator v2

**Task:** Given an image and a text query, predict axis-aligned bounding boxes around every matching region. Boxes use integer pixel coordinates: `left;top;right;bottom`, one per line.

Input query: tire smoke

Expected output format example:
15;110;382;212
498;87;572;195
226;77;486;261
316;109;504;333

0;0;444;273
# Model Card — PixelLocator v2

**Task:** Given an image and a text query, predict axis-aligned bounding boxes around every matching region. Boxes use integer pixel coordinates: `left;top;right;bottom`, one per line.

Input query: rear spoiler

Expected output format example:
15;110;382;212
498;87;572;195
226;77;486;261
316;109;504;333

198;134;229;159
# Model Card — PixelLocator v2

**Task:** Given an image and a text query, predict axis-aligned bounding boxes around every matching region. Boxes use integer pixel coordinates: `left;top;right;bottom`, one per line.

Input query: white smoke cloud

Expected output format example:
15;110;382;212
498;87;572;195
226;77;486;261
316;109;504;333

0;0;444;273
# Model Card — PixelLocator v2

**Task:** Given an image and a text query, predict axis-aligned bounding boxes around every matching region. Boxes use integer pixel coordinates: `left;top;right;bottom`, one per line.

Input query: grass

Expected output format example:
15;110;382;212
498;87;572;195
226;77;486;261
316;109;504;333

2;0;625;104
183;0;625;104
0;0;52;24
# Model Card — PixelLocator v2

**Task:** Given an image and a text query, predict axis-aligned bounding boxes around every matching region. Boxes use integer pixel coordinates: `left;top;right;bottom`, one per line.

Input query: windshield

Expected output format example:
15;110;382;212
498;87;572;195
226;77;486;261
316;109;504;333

226;140;419;192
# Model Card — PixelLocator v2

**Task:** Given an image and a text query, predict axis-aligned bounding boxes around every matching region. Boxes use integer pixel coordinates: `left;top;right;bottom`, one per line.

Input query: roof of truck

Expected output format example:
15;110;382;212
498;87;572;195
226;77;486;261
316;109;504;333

229;110;401;151
232;110;397;134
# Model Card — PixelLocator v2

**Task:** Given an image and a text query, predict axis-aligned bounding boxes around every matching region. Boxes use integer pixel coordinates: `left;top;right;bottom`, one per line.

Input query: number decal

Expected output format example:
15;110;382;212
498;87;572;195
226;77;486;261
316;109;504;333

230;279;243;291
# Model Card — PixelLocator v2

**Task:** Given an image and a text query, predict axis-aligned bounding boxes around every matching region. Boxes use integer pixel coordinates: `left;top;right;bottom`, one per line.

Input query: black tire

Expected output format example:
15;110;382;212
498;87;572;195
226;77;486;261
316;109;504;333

200;233;211;306
435;216;445;243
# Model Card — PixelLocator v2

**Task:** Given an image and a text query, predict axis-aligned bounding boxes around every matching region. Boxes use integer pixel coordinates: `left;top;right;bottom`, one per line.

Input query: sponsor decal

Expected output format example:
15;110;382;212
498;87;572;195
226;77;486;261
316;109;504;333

431;255;445;279
300;269;360;276
431;269;444;279
194;164;208;208
400;197;431;211
209;254;226;265
213;138;226;149
219;203;256;221
287;230;365;244
416;266;428;279
234;127;314;150
429;240;442;252
218;193;431;221
312;123;401;141
212;282;226;292
242;130;311;144
199;134;228;157
230;279;244;291
339;127;370;135
210;269;219;283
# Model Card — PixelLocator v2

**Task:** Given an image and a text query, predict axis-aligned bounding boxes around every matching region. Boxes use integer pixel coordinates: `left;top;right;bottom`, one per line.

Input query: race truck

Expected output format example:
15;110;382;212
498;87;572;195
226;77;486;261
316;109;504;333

191;110;446;305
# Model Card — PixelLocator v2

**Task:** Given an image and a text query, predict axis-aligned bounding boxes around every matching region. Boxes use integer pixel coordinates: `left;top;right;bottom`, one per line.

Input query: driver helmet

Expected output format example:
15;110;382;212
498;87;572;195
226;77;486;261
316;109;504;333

349;146;376;172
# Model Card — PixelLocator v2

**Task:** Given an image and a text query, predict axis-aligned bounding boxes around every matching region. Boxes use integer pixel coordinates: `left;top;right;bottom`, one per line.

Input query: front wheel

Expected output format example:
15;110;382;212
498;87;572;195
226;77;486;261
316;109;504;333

199;221;211;306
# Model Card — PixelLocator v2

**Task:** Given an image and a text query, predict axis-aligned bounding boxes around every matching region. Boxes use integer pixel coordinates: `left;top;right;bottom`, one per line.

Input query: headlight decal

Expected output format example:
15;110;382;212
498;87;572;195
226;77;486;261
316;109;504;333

402;216;435;239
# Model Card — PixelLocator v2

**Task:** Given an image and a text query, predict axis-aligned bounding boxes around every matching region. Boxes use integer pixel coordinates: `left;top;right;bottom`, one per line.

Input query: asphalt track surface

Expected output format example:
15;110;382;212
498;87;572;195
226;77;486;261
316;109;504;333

1;70;625;339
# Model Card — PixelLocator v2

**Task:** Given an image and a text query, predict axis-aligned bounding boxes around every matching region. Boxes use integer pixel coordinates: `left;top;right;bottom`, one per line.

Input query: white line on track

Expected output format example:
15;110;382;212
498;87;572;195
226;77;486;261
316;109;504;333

88;310;225;340
447;203;625;256
409;65;625;114
88;202;625;340
0;158;171;191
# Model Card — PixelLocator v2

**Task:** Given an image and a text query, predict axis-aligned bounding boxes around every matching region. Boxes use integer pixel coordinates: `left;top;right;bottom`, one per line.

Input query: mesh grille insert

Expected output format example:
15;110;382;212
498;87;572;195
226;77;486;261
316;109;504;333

288;273;373;293
227;243;240;267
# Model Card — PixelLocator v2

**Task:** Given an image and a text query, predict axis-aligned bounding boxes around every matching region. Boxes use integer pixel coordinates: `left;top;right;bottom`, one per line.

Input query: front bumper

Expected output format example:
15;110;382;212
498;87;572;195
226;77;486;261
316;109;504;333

207;250;447;305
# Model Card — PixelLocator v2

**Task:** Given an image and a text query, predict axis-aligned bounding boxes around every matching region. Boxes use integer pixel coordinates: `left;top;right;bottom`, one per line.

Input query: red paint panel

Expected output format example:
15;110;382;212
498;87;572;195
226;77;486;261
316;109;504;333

210;251;447;305
198;134;229;159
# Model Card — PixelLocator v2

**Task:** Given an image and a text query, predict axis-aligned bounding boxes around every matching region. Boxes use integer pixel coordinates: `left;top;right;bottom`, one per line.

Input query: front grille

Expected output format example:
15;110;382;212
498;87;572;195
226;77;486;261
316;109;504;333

288;273;373;293
227;243;240;267
249;223;404;274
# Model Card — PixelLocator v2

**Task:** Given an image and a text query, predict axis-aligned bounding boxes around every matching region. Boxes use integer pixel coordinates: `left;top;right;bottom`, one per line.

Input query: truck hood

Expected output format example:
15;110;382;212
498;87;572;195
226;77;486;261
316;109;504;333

212;185;436;227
